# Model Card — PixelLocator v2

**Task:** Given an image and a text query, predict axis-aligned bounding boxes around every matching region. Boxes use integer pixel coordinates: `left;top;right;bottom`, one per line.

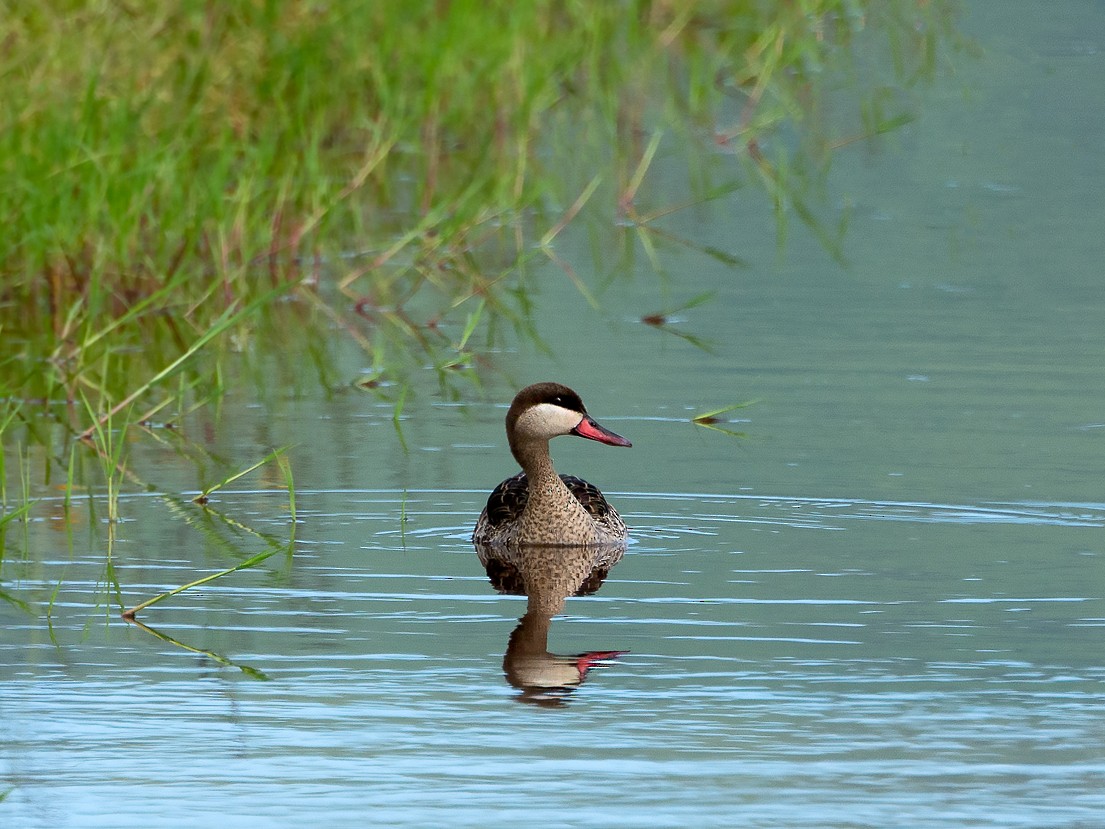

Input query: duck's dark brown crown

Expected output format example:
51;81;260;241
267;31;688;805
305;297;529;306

506;382;587;432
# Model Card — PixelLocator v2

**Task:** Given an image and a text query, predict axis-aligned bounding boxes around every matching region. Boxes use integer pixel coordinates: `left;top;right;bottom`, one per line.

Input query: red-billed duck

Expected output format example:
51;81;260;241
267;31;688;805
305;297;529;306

473;382;632;546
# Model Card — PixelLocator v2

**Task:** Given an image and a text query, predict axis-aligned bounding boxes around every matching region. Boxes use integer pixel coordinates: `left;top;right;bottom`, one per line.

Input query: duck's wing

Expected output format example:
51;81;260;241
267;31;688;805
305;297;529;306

482;471;529;528
559;474;616;521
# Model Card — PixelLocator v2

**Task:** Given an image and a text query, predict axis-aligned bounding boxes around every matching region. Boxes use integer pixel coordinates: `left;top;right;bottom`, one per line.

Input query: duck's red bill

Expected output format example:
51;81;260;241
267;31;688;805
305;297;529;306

575;650;630;677
572;415;632;447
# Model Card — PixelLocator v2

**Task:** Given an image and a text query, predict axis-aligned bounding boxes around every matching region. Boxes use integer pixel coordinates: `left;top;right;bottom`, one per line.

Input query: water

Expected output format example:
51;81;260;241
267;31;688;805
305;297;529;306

3;3;1105;827
5;491;1103;827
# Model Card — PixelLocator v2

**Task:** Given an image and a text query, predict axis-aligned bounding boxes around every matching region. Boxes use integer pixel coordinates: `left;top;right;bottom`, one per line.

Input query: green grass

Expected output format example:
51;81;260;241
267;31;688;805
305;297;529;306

0;0;959;498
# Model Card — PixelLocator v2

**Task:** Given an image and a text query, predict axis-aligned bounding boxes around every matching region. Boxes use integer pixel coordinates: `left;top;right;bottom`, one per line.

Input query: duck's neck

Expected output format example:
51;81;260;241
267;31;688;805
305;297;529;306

512;439;560;489
515;439;585;518
510;438;596;544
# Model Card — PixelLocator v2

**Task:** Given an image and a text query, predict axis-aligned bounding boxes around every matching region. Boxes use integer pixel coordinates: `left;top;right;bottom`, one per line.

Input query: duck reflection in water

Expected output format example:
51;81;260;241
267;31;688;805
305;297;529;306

473;383;632;705
475;541;628;707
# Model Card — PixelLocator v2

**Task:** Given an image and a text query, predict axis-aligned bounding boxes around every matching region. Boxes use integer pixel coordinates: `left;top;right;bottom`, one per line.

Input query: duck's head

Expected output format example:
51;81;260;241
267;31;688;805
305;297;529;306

505;382;631;462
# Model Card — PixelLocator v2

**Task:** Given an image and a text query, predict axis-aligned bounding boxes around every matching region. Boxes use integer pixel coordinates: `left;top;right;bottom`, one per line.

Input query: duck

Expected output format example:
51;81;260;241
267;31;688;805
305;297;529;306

472;382;632;546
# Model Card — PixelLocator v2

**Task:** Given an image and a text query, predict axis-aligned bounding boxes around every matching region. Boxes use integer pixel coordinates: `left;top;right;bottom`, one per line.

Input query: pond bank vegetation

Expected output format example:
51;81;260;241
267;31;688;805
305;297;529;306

1;0;959;515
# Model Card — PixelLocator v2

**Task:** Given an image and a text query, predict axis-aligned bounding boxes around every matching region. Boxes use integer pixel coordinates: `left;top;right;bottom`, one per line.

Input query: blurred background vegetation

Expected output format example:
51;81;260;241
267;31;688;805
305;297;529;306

0;0;958;478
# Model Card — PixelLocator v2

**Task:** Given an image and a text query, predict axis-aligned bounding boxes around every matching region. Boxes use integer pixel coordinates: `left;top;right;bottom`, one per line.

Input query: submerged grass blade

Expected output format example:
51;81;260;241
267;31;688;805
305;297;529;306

0;588;34;615
398;489;409;551
276;451;296;540
102;526;126;616
123;615;272;680
391;384;409;451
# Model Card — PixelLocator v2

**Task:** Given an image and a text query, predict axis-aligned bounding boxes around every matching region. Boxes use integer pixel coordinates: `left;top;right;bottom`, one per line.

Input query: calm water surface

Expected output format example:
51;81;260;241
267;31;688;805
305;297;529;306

3;4;1104;827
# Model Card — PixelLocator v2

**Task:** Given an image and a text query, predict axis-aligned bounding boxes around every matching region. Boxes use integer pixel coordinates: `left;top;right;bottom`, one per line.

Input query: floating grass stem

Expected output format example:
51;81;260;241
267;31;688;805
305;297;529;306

0;500;35;530
693;401;757;424
640;293;717;352
121;541;291;622
194;445;295;505
641;292;715;327
692;401;757;438
540;174;603;249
